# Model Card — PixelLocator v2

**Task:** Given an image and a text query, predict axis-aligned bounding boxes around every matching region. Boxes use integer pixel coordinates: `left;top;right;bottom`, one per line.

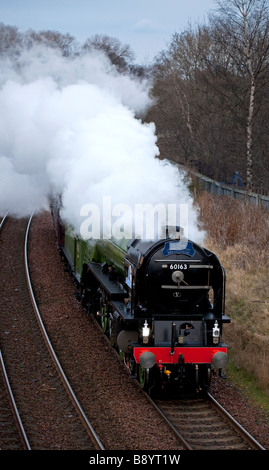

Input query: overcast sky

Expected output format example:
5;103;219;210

0;0;217;63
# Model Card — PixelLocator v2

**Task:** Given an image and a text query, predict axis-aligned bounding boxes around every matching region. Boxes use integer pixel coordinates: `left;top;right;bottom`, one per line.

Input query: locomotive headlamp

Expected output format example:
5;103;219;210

212;321;220;344
142;320;150;344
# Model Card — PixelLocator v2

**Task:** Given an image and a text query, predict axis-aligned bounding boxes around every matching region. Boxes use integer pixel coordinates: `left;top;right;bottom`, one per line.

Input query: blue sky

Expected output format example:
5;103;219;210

0;0;217;63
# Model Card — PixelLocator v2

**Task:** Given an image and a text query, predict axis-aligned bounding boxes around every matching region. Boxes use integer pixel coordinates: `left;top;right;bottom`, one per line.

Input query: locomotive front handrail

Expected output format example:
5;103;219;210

161;285;212;289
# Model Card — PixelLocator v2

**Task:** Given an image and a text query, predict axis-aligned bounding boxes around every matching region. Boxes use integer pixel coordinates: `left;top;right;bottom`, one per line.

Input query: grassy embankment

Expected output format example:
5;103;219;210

195;191;269;410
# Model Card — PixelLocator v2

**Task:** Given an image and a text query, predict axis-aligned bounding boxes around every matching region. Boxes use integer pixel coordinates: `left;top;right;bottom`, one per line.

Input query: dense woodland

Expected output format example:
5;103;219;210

1;0;269;192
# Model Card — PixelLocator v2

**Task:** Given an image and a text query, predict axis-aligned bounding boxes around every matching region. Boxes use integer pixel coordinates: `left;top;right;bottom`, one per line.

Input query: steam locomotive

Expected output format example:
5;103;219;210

53;204;230;394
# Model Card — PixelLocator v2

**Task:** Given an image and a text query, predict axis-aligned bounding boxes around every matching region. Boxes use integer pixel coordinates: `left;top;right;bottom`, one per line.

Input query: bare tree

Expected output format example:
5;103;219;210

0;23;22;55
149;25;237;177
211;0;269;190
25;29;79;56
82;34;135;71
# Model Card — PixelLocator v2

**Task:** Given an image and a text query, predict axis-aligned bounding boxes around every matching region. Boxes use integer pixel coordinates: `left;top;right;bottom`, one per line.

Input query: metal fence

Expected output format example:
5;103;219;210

180;165;269;210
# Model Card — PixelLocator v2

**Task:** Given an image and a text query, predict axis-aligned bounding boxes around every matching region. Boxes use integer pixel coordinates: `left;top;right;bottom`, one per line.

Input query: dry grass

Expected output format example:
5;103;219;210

197;192;269;249
195;193;269;392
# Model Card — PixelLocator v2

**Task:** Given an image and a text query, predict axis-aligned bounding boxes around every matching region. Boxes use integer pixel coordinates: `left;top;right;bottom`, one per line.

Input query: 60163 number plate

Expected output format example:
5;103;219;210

169;263;188;270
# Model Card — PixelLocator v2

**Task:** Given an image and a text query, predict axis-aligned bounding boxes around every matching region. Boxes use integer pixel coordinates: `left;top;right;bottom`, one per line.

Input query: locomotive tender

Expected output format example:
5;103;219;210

53;205;230;393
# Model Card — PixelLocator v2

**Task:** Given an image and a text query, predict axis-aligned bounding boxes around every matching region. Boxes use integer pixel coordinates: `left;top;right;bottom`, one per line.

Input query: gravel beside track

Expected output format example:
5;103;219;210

210;374;269;449
28;210;269;450
0;217;98;450
0;361;24;450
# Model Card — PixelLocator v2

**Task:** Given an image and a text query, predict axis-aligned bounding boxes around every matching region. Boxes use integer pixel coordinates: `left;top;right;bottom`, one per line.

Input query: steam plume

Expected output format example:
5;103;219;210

0;46;204;242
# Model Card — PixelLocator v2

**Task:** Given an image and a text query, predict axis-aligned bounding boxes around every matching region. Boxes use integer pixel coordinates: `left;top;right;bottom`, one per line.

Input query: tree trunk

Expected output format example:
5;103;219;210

246;78;255;191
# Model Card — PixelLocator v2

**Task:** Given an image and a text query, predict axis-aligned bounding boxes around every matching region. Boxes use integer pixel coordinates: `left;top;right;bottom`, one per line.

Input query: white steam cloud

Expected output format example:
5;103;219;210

0;46;204;242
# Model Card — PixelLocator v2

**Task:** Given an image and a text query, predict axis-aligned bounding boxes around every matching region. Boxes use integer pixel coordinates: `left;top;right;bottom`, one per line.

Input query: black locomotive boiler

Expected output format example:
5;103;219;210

53;208;230;394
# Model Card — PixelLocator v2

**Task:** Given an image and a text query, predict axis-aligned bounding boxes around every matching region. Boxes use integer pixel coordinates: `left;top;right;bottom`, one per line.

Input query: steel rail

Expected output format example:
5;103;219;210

24;212;104;450
0;210;9;229
207;392;265;450
0;349;31;450
0;210;31;450
143;393;193;450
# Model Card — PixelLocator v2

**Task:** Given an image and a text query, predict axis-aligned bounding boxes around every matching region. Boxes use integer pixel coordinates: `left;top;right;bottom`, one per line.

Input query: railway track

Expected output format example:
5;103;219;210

0;214;104;450
153;392;265;450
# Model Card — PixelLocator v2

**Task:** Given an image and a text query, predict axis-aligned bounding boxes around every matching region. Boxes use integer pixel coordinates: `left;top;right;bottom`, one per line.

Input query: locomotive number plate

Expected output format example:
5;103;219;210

169;263;188;270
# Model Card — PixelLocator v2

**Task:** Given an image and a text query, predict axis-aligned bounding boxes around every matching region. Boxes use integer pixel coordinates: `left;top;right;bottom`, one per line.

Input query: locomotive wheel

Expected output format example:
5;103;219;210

108;317;114;345
100;305;108;333
128;357;137;378
194;365;212;392
108;315;120;348
202;365;212;390
138;365;148;389
118;351;137;377
119;349;125;362
195;365;199;389
137;365;156;393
